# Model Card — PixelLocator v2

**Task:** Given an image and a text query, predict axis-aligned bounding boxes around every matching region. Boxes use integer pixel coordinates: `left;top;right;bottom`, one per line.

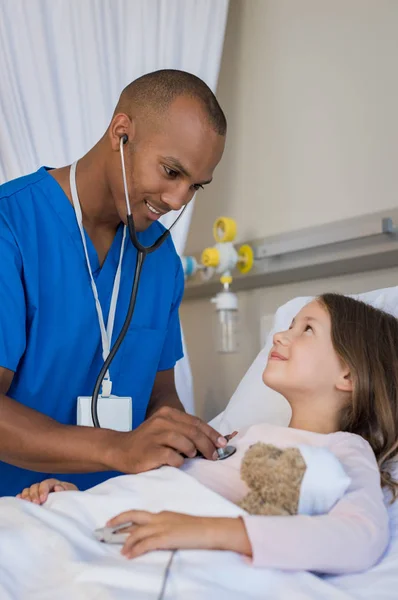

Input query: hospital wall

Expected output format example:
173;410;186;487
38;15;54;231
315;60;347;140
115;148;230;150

180;0;398;421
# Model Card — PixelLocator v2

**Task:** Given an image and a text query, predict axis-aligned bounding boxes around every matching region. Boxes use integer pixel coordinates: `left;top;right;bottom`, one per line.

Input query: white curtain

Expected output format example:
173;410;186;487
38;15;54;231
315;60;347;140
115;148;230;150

0;0;229;414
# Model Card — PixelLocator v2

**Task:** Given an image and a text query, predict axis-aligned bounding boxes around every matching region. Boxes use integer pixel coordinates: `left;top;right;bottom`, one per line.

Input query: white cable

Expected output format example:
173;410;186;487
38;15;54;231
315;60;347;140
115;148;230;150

119;137;132;216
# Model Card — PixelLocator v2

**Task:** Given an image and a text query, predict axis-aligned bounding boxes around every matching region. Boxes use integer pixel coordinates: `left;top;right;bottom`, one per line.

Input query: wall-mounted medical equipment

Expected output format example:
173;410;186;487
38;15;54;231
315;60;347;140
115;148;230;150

183;210;398;301
186;217;253;353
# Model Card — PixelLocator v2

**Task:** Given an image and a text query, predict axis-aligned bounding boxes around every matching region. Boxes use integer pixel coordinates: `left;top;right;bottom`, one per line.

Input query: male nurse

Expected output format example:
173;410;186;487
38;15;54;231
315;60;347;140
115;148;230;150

0;69;227;496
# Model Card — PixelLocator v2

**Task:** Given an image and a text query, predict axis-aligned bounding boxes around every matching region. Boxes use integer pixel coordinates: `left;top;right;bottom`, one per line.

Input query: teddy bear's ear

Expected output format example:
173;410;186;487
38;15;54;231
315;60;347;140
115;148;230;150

282;447;306;467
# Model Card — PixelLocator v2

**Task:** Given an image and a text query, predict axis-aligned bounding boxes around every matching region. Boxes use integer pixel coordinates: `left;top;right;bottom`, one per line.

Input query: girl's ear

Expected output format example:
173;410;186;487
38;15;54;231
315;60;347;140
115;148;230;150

336;366;353;393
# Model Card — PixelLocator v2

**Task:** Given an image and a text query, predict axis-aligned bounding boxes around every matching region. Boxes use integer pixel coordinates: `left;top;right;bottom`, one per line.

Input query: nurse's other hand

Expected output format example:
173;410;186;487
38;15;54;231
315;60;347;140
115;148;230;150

111;406;228;473
16;478;78;505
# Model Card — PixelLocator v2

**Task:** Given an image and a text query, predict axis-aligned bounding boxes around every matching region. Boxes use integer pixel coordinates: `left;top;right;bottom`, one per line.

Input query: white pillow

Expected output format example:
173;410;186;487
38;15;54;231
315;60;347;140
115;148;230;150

210;285;398;435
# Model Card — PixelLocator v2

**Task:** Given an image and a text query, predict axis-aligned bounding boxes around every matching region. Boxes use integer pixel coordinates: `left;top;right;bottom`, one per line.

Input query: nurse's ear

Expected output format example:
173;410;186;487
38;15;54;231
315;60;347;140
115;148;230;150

109;113;136;151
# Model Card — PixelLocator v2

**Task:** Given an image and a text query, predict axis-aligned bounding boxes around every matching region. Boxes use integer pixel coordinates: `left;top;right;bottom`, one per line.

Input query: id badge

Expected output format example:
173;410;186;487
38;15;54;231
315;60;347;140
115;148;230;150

77;395;132;432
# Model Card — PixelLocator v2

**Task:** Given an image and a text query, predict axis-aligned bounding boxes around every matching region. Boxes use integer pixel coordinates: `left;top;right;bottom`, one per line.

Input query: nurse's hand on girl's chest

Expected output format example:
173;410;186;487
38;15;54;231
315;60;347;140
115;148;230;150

104;406;228;474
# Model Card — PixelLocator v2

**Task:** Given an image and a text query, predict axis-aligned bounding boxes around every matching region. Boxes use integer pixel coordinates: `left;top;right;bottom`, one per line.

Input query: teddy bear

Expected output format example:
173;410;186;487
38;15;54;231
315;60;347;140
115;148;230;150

238;442;307;516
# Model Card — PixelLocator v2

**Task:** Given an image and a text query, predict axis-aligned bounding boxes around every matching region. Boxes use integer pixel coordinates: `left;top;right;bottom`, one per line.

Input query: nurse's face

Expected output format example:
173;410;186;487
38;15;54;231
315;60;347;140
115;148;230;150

109;96;225;232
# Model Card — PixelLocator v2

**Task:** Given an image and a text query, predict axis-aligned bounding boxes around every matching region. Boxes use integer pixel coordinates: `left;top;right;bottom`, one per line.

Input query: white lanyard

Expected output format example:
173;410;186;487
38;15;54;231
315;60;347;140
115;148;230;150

70;161;127;396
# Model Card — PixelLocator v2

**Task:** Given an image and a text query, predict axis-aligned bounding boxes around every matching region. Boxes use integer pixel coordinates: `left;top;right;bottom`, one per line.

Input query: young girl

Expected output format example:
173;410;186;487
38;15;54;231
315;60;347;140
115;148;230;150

18;294;398;574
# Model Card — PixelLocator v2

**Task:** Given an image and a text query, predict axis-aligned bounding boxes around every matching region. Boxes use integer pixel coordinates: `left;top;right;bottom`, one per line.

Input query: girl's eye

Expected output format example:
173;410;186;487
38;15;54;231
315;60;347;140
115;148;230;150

304;325;313;333
164;166;179;178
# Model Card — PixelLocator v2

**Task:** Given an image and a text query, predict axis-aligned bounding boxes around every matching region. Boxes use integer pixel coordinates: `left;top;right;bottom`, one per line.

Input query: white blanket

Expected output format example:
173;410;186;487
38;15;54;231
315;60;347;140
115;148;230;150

0;468;382;600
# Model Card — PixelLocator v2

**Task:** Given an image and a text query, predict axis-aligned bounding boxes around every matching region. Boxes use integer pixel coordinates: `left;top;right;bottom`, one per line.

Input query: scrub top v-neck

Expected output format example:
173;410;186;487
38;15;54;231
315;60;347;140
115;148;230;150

0;167;184;495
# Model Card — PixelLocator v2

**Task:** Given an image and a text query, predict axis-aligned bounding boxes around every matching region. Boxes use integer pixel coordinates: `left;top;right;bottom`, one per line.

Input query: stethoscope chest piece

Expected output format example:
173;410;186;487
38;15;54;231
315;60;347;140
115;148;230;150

216;445;237;460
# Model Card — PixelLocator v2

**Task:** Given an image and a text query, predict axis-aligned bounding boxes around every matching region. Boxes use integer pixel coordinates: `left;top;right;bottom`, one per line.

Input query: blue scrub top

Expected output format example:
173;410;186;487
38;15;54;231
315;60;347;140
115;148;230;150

0;167;184;496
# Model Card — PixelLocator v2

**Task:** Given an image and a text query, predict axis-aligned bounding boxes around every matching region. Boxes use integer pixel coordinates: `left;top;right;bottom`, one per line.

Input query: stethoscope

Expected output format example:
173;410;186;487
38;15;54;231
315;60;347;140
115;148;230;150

89;134;237;462
90;134;187;428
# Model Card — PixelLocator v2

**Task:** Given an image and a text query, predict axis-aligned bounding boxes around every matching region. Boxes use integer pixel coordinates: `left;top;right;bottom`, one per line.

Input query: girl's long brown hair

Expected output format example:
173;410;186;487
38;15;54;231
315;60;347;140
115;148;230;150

319;293;398;499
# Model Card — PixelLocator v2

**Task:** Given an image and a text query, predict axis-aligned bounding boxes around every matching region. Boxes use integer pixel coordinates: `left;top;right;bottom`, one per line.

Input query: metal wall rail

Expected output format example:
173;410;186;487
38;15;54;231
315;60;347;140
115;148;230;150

183;209;398;300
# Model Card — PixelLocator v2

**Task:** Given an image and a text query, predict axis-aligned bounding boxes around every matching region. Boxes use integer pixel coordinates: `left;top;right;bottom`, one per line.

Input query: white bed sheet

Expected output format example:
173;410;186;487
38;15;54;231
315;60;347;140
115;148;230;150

1;467;397;600
329;483;398;599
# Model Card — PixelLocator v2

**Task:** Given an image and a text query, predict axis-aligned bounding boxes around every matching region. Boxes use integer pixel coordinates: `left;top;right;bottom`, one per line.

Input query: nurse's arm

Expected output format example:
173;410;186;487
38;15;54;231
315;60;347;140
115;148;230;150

0;366;118;473
145;368;184;418
0;366;226;473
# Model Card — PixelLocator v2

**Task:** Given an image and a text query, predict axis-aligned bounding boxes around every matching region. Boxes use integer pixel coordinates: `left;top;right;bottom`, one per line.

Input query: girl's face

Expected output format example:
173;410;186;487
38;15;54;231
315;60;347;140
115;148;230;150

263;301;352;405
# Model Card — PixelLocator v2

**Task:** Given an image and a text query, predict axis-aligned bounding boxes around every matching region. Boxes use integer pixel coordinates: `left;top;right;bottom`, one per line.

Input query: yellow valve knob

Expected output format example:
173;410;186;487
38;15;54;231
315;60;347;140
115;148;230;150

201;247;220;268
213;217;237;243
220;274;233;285
237;244;254;274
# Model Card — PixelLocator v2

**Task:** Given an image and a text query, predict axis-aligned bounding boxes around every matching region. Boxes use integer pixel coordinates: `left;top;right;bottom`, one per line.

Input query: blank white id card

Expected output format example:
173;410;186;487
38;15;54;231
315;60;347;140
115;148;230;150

77;395;132;432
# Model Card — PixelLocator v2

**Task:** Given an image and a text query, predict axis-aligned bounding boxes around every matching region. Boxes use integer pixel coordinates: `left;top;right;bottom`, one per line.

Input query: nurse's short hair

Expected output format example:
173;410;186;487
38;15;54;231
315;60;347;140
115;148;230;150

115;69;226;136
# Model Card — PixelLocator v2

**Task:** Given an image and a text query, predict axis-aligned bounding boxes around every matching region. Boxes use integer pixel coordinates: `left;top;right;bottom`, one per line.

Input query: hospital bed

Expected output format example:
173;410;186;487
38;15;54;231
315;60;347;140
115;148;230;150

210;284;398;600
1;285;398;600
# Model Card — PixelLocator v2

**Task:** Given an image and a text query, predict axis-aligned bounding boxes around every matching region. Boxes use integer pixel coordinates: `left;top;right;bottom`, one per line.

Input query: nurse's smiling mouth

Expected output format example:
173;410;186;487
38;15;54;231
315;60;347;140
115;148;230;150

144;199;169;220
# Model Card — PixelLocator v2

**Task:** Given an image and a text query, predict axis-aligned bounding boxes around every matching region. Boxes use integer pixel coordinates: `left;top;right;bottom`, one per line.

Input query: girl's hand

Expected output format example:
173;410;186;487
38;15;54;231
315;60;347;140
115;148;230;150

16;478;78;504
106;510;252;559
